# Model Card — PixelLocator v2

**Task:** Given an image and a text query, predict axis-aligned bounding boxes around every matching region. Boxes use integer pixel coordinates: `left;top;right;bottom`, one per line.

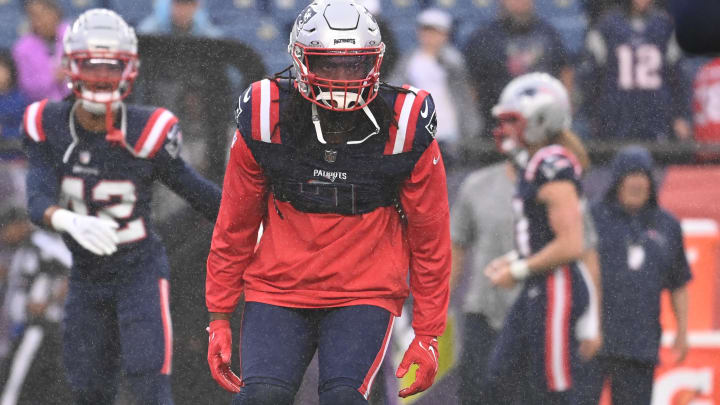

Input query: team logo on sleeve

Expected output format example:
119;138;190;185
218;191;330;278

425;109;437;138
164;125;182;159
234;88;251;123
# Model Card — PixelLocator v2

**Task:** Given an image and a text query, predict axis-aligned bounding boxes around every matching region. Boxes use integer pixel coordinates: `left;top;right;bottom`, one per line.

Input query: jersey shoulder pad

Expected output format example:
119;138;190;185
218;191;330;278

524;144;582;185
234;78;282;145
126;105;179;159
23;99;76;144
384;85;436;155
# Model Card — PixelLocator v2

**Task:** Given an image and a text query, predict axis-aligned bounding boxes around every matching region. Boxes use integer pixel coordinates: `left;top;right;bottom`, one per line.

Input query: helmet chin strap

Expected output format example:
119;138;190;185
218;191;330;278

311;91;380;145
64;100;129;163
79;89;125;145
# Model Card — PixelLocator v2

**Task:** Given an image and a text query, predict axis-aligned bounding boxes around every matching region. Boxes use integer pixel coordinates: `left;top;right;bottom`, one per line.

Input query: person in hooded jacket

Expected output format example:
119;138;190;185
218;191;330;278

575;145;691;405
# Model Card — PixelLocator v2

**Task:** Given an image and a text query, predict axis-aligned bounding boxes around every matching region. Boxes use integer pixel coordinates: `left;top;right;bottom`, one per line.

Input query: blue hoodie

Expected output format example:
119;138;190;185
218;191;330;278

590;146;691;363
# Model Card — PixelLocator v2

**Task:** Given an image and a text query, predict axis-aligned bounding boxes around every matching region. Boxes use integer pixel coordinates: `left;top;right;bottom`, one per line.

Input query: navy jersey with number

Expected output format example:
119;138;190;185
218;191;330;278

22;99;221;280
584;7;687;140
513;145;583;257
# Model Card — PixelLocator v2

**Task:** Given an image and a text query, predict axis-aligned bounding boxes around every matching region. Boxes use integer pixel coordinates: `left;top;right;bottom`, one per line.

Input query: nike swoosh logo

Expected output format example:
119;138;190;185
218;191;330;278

243;87;251;103
420;100;428;118
433;155;440;165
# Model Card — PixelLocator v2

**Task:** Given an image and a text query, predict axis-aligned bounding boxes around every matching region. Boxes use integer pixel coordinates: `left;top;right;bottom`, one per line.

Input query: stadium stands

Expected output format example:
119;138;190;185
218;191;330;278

207;0;262;26
0;0;22;49
535;0;588;58
378;0;424;53
430;0;498;46
106;0;155;26
56;0;102;19
222;15;291;75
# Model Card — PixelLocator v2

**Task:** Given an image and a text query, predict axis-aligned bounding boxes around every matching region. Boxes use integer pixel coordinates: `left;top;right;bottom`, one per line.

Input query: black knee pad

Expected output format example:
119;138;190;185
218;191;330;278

319;384;367;405
232;383;295;405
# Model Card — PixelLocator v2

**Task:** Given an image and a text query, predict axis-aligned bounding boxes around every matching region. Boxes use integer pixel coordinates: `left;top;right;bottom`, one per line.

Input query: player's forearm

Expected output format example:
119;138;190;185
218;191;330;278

450;243;465;291
526;234;584;275
671;286;689;336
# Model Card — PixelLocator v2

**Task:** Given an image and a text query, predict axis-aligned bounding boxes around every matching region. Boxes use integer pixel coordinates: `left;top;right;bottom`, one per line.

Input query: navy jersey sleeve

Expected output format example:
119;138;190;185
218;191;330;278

22;130;59;227
234;84;252;136
525;146;582;189
153;124;222;222
663;216;692;290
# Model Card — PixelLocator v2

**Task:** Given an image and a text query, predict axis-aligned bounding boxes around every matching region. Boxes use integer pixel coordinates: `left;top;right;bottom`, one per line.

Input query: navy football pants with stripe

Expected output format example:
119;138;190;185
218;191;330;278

63;256;173;405
483;265;589;405
232;302;394;405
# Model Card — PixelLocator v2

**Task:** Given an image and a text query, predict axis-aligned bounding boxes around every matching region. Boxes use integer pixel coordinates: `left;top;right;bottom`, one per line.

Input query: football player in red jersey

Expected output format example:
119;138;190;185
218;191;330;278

204;0;451;403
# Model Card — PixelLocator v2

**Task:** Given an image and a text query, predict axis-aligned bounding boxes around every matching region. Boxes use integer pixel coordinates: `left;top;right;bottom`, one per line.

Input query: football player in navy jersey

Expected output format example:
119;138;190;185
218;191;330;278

482;72;599;404
22;9;221;404
204;0;451;404
583;0;690;141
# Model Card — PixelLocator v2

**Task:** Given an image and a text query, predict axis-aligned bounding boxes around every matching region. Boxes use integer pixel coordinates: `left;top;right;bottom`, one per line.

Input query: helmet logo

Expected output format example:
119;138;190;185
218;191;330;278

298;6;317;28
334;38;356;45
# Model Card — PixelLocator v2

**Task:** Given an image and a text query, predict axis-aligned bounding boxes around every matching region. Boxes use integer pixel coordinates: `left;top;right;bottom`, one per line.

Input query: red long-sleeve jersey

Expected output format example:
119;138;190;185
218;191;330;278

206;80;451;336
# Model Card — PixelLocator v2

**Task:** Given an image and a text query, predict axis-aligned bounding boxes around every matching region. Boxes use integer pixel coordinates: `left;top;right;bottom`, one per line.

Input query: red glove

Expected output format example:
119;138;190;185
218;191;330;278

395;335;439;398
207;319;243;393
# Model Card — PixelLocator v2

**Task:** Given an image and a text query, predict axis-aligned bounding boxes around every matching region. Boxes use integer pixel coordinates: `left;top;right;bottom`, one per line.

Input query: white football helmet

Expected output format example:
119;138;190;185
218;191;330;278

492;72;571;164
63;9;139;115
289;0;384;112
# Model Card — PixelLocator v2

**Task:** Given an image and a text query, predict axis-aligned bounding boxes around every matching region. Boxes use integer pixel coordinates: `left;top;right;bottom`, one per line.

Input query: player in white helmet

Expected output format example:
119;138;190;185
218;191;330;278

482;72;599;404
205;0;451;403
22;9;221;404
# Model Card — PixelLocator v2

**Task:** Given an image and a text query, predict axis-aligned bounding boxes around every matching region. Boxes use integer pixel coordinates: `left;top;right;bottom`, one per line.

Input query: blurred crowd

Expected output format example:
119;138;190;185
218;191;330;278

1;0;720;153
0;0;717;404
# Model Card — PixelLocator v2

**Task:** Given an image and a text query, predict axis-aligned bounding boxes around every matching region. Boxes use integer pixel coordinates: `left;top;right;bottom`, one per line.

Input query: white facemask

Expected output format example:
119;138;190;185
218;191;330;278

80;89;122;115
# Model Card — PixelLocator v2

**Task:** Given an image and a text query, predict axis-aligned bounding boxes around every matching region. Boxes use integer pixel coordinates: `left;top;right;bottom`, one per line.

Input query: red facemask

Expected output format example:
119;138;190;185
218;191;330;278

292;44;383;112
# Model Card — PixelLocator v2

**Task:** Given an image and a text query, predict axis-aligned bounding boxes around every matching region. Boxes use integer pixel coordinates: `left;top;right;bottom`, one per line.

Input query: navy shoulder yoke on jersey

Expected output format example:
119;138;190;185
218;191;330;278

524;144;583;188
22;98;221;279
232;79;438;215
23;98;179;160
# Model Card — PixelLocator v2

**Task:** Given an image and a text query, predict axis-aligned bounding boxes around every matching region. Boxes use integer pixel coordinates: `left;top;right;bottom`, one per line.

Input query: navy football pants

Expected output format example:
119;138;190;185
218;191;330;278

458;313;499;405
63;259;173;405
232;302;394;405
574;355;655;405
483;265;590;405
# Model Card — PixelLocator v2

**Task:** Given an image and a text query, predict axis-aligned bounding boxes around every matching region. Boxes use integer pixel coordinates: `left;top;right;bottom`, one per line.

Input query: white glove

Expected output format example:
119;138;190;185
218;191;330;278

51;209;119;256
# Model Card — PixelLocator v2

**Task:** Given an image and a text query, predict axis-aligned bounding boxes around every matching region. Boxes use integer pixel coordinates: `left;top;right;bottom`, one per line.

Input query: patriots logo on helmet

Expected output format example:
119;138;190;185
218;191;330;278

297;6;317;30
